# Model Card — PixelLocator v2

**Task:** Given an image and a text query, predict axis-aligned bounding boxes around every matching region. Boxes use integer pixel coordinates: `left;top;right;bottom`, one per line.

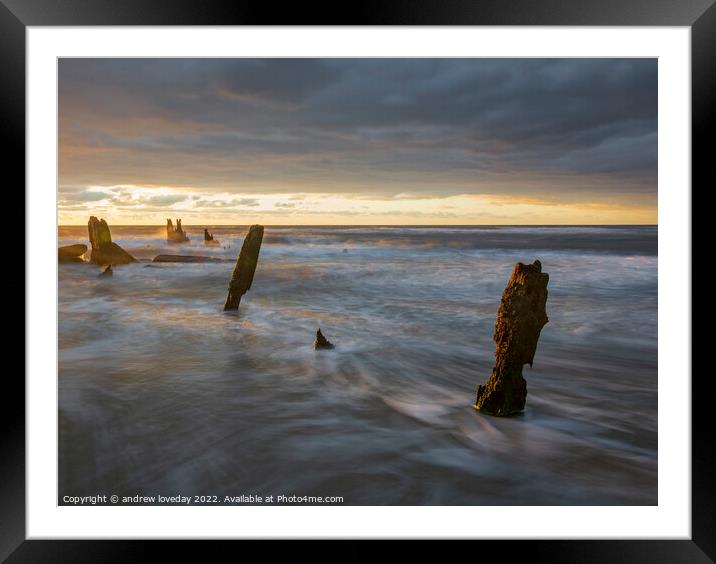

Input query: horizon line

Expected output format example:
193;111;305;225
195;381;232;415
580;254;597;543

58;223;658;227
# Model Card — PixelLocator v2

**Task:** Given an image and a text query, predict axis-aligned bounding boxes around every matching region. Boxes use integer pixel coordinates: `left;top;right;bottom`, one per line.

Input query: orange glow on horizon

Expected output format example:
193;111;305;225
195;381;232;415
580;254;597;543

57;189;656;226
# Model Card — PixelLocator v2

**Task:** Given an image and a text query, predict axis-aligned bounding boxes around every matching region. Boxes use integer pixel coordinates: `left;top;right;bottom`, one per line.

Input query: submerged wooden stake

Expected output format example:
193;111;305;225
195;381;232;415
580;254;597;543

475;260;549;416
314;328;334;350
223;225;264;311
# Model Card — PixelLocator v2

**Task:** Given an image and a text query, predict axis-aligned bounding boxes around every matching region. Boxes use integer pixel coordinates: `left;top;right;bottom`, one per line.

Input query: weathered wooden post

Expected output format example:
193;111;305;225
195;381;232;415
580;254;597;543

223;225;264;311
475;260;549;416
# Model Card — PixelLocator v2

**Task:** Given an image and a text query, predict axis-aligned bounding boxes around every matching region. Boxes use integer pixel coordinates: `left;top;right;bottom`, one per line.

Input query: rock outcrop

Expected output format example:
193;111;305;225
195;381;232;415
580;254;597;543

474;260;549;416
204;229;220;245
87;216;136;265
223;225;264;311
58;244;87;263
153;254;227;263
313;328;335;350
167;218;190;243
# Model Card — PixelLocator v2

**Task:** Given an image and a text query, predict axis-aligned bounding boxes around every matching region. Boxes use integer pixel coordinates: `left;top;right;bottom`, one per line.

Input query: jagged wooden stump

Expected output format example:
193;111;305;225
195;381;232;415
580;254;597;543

167;218;190;243
475;260;549;416
223;225;264;311
204;228;220;245
87;216;135;265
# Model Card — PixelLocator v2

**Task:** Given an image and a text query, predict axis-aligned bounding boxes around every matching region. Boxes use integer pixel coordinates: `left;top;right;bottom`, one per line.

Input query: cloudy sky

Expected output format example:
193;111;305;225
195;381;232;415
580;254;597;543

58;58;657;225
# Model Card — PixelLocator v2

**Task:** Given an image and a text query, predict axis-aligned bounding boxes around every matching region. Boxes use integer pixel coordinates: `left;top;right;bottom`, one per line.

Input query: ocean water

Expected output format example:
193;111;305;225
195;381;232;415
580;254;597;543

58;225;658;505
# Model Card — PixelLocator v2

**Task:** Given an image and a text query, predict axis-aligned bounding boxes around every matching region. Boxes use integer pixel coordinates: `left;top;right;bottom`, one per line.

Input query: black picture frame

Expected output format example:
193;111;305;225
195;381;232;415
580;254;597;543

6;1;710;561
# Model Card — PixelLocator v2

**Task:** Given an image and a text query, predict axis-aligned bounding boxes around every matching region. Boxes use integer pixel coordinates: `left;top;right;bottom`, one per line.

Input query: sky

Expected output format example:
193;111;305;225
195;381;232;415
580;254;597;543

58;58;657;225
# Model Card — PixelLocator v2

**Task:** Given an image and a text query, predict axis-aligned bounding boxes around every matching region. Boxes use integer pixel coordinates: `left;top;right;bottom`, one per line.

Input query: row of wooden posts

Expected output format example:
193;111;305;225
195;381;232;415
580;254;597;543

61;217;550;417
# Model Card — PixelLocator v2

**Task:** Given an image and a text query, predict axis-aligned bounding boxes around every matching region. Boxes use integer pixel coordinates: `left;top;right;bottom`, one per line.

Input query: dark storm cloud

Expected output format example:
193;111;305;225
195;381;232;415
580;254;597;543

59;58;657;199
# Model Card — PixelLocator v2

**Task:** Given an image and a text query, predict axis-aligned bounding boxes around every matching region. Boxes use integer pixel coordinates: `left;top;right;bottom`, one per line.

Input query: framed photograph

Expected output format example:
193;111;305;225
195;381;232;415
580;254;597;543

9;1;710;561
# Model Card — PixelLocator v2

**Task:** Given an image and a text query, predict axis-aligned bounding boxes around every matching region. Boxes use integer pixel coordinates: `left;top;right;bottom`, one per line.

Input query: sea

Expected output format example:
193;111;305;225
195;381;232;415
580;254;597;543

58;225;658;505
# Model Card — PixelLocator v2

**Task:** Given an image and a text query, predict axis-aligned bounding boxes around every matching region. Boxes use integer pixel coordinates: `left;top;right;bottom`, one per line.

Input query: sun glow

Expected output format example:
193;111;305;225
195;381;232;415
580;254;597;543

58;185;656;226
